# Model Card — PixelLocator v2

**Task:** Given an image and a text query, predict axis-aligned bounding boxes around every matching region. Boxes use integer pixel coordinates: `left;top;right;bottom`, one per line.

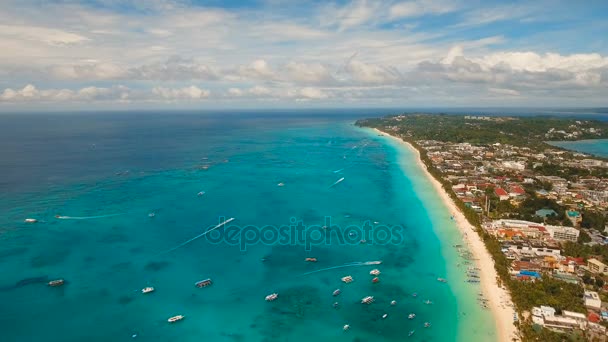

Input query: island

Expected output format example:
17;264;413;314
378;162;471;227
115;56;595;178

357;113;608;342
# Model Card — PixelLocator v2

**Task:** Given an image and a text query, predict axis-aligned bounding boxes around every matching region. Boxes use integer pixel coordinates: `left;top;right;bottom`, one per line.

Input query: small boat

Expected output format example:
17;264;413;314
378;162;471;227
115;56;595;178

148;212;155;218
24;218;37;223
195;279;212;288
372;277;380;283
265;293;278;301
197;191;205;196
437;278;447;283
332;289;341;296
277;182;285;187
305;257;317;262
167;315;184;323
141;287;155;294
359;239;366;244
424;300;433;305
390;300;397;306
343;324;350;331
369;269;381;276
408;330;415;337
361;296;374;304
382;313;388;319
48;279;65;287
412;292;418;297
332;302;339;308
341;275;353;283
424;322;431;328
408;313;416;319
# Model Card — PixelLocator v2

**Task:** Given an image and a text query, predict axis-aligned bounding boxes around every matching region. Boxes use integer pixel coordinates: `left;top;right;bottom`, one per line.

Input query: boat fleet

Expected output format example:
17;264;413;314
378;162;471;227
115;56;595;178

331;266;434;335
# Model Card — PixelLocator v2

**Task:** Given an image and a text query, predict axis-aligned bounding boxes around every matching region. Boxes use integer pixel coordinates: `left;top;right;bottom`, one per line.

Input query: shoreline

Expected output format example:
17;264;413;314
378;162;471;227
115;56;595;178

376;128;518;342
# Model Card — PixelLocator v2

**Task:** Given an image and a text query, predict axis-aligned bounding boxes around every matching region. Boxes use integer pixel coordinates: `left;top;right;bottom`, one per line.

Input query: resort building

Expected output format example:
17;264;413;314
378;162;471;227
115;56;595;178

587;258;608;275
532;306;586;331
545;225;580;242
584;291;602;311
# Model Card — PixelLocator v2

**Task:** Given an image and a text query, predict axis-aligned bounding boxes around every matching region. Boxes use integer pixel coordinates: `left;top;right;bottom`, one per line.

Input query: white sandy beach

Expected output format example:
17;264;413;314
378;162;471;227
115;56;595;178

377;129;519;342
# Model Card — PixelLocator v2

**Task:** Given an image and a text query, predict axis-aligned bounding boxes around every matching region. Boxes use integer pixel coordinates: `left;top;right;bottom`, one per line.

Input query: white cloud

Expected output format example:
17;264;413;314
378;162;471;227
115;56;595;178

0;0;606;107
0;84;131;102
0;24;89;45
152;85;210;100
284;62;336;84
488;87;520;96
320;0;381;31
389;0;456;20
345;59;401;84
298;87;329;99
474;52;608;73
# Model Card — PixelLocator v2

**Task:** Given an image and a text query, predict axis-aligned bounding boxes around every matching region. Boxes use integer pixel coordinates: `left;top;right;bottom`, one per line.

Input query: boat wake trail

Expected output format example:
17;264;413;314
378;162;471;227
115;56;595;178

329;177;345;188
158;217;235;255
298;260;382;276
55;214;123;220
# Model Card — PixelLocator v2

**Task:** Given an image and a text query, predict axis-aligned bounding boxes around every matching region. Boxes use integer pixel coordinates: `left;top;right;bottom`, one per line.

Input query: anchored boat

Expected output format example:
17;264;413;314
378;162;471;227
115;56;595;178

361;296;374;304
341;275;353;283
265;293;278;302
48;279;65;287
141;287;154;294
167;315;184;323
195;279;212;288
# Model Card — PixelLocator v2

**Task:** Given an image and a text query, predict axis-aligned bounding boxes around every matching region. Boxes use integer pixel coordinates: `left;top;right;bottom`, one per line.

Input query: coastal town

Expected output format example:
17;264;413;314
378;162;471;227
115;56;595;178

357;114;608;341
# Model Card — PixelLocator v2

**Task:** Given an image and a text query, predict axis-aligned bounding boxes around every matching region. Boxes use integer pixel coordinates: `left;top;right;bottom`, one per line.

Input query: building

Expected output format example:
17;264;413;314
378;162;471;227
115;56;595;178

502;161;525;171
545;225;580;242
532;306;586;331
494;187;509;201
509;185;526;198
584;291;602;311
588;258;608;275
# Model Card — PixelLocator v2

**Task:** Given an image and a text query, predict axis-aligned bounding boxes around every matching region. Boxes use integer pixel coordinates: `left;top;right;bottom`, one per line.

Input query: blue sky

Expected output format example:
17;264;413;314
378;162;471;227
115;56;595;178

0;0;607;110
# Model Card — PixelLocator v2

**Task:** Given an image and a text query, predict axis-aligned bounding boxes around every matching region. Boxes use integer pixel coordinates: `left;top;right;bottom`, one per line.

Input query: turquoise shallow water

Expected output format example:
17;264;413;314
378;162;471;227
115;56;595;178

0;112;495;341
548;139;608;158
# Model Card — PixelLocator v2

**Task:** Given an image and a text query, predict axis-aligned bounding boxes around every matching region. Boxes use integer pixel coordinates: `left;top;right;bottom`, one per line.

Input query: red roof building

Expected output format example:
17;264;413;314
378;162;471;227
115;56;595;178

588;312;601;323
509;185;526;196
495;187;509;200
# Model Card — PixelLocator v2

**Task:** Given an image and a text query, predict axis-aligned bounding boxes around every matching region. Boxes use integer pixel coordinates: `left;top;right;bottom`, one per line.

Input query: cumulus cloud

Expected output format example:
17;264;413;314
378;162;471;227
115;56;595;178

0;84;131;102
152;86;210;100
284;62;336;84
345;59;401;84
298;87;329;99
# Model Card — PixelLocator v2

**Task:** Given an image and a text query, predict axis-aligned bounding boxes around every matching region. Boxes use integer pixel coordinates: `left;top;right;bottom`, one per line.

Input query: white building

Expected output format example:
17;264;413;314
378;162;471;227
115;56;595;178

584;291;602;311
545;225;580;242
502;161;526;171
532;306;586;331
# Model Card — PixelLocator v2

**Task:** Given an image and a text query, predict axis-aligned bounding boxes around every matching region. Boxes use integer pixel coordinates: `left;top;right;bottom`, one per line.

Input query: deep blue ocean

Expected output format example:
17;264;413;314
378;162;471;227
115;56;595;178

0;110;514;341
